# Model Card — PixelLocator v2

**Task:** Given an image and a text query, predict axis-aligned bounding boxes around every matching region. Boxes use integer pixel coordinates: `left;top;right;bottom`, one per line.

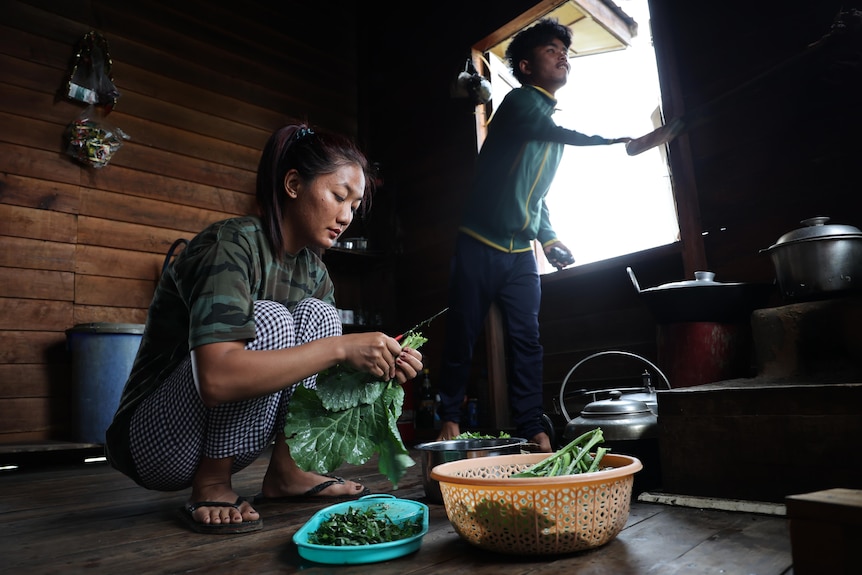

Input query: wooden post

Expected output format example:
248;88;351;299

485;302;512;429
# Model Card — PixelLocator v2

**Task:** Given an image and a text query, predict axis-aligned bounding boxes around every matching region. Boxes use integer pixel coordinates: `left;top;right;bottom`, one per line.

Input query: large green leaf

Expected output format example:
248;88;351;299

283;385;377;473
373;385;415;488
283;330;426;487
314;366;384;411
283;379;415;486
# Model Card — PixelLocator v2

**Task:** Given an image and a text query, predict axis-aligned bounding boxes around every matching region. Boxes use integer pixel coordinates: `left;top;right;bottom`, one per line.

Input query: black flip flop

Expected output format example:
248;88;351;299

253;475;371;504
178;496;263;534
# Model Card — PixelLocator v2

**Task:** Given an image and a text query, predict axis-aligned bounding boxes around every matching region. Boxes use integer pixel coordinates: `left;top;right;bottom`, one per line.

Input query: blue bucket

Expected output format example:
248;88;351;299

66;323;144;444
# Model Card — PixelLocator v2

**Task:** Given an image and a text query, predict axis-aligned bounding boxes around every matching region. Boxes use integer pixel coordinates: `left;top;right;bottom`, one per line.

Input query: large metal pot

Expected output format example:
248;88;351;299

762;216;862;300
627;267;774;324
414;437;527;503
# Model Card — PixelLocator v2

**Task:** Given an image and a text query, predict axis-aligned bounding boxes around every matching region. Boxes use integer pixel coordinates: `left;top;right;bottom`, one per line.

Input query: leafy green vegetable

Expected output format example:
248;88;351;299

308;505;424;546
510;427;608;478
454;431;511;439
284;331;428;488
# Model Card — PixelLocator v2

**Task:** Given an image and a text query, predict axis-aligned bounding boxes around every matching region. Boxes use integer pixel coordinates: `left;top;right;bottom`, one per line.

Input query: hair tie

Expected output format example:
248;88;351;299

293;126;314;141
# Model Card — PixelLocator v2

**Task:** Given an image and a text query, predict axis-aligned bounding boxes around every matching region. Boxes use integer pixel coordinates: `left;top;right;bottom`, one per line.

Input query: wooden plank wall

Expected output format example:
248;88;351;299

652;0;862;279
0;0;360;442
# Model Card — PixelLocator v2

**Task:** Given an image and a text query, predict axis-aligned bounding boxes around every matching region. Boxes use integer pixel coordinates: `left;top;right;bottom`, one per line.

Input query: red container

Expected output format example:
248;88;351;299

657;321;753;388
397;379;415;445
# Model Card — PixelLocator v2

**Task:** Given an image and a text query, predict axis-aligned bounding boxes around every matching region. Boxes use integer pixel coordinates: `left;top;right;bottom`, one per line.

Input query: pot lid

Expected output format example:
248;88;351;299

771;216;862;247
643;270;745;291
580;390;652;416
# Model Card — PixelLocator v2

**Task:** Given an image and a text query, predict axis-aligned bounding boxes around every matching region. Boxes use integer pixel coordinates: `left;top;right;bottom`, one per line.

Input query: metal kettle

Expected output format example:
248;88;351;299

556;351;669;424
564;390;658;443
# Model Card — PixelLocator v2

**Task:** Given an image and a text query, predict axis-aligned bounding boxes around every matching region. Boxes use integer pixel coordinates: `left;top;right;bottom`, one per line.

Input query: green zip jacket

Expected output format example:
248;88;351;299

459;85;614;252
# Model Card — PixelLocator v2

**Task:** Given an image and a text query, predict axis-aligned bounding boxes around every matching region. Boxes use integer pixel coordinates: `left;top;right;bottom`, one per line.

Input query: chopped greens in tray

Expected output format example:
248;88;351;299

284;331;428;488
307;505;424;546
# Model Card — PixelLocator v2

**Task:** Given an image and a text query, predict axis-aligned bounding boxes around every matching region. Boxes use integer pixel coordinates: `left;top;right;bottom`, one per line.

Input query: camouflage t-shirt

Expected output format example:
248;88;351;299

105;216;334;482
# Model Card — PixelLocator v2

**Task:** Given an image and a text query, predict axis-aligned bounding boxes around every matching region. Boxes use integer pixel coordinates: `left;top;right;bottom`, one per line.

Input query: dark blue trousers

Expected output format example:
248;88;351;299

438;233;544;439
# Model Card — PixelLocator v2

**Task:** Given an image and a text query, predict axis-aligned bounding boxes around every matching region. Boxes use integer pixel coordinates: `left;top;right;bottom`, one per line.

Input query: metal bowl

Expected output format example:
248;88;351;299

414;437;528;503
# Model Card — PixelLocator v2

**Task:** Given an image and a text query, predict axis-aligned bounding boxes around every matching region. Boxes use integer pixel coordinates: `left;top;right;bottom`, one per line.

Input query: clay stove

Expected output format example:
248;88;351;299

656;294;862;502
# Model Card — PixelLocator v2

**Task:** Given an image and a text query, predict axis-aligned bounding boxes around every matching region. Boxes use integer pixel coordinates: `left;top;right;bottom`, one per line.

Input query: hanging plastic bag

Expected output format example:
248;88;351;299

65;105;129;168
64;31;120;110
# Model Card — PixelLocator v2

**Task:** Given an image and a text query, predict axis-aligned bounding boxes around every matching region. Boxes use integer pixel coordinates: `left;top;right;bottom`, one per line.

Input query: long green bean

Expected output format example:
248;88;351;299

510;427;606;478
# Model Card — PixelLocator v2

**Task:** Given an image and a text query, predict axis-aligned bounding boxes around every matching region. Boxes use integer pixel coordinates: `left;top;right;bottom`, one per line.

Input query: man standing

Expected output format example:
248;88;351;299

437;19;630;452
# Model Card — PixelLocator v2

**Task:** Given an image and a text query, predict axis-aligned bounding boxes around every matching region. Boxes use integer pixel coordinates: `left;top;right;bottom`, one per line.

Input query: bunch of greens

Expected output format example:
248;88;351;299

511;427;608;478
308;505;424;546
454;431;511;440
284;332;427;488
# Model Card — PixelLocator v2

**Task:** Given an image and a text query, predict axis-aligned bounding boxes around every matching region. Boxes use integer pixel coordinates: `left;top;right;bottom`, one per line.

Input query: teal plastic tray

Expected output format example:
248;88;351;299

293;494;429;565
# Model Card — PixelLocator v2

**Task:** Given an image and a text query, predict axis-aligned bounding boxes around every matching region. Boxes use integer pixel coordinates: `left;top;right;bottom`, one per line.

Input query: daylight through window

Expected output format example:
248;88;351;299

485;0;679;273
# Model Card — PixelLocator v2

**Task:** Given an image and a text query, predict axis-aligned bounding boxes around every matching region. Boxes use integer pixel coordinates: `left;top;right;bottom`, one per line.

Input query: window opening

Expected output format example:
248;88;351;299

483;0;679;274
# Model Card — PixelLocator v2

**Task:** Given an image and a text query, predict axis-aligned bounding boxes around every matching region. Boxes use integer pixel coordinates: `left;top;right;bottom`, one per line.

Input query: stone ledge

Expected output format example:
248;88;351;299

638;491;786;516
752;295;862;379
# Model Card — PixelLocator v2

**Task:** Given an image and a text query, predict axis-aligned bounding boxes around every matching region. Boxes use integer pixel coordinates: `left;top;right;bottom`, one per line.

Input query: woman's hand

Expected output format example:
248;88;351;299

341;332;423;382
394;346;423;384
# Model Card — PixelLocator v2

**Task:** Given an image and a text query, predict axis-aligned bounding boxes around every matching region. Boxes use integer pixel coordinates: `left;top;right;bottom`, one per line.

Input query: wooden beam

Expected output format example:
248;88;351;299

649;1;708;276
574;0;637;45
473;0;635;53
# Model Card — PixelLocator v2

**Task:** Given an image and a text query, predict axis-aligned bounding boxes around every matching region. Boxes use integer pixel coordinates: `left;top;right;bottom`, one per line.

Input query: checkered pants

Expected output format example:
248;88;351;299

129;298;341;491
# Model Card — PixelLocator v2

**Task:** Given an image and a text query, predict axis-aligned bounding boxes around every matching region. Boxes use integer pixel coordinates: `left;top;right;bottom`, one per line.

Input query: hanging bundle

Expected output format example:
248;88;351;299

64;105;129;169
64;30;120;110
62;31;129;168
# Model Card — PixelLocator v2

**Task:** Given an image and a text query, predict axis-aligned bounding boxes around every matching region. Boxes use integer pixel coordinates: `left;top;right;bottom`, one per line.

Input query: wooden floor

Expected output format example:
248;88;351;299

0;445;794;575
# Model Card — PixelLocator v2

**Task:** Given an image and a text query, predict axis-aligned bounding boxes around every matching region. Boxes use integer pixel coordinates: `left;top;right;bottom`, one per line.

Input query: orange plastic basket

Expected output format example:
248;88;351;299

430;452;642;555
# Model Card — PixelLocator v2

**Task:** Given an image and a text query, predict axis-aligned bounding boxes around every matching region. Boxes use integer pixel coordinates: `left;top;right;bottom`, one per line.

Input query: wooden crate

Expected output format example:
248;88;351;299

786;488;862;575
